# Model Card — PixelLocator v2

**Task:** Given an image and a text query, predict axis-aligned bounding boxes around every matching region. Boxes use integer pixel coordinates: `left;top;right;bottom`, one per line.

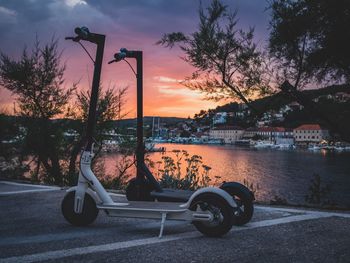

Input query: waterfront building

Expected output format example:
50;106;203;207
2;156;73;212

293;124;329;144
243;127;258;139
209;126;245;144
256;127;294;143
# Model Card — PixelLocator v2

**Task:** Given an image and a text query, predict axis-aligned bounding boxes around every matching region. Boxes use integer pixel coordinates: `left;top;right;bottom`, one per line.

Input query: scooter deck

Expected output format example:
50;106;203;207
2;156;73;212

151;188;194;202
97;200;187;213
97;200;212;238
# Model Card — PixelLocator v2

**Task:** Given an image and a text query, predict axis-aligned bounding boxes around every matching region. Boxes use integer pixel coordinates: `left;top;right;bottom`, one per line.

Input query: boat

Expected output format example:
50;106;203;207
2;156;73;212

235;139;251;146
207;139;223;144
145;142;166;153
308;144;322;151
253;141;275;148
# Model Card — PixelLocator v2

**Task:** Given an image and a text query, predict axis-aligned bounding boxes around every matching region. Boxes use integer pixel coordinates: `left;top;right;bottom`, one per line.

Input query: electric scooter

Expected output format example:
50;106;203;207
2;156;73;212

61;27;252;238
108;49;254;226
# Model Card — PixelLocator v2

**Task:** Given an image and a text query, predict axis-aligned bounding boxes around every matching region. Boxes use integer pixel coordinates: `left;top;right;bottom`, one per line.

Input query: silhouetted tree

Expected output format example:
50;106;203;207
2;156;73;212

65;86;129;185
269;0;350;141
158;0;271;114
0;39;75;184
269;0;350;85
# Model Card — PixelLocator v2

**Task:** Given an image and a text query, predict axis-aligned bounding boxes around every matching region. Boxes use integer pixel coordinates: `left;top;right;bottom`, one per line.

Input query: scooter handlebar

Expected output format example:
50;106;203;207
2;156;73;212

65;26;92;42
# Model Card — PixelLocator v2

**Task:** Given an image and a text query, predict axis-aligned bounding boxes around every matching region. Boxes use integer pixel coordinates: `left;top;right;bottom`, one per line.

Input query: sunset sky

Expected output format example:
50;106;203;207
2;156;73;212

0;0;269;118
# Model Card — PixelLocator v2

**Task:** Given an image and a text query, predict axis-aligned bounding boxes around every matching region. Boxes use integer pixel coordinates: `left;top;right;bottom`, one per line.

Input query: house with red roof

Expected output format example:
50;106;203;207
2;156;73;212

293;124;330;144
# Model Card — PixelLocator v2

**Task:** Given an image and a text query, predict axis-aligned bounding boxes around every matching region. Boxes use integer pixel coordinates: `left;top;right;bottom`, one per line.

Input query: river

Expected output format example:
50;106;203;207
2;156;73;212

102;143;350;208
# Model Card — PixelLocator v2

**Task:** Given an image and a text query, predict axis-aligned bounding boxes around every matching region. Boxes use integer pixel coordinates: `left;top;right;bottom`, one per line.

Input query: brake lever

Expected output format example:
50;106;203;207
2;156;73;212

65;36;80;42
108;59;117;64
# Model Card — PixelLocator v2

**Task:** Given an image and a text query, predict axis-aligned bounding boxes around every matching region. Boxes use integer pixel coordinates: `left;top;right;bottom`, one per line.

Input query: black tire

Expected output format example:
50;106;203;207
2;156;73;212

190;193;233;237
222;187;254;226
61;191;99;226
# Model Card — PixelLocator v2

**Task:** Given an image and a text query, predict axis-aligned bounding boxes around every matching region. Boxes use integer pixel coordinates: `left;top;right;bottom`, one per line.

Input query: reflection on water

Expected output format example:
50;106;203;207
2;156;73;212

102;143;350;208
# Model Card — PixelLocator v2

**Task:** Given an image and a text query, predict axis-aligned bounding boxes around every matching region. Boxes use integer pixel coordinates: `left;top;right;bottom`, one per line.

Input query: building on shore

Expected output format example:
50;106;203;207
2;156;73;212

256;127;293;142
243;127;259;139
209;126;245;144
293;124;329;144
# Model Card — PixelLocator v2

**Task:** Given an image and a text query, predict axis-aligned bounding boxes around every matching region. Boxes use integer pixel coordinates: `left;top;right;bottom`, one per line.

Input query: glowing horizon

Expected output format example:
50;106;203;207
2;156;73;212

0;0;269;118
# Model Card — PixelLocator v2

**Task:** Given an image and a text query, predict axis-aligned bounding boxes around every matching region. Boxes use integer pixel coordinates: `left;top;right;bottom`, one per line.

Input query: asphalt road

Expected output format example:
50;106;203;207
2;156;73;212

0;181;349;263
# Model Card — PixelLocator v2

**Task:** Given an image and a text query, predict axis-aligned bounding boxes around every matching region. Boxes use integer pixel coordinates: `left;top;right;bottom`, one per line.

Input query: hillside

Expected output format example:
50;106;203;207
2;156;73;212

211;84;350;115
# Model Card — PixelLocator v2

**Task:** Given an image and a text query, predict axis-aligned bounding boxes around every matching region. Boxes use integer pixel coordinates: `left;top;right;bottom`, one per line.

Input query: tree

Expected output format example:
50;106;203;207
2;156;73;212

65;86;128;185
269;0;350;85
74;86;128;135
0;39;75;184
269;0;350;141
157;0;271;114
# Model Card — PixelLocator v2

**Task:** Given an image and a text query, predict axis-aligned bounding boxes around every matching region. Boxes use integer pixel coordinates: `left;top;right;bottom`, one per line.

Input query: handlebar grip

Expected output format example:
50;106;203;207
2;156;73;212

114;52;126;61
65;36;80;42
75;26;90;39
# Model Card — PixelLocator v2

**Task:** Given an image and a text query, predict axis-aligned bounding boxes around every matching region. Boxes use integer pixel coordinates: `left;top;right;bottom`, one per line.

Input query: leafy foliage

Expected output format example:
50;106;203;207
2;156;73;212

269;0;350;86
0;37;130;185
305;173;332;205
0;39;75;185
158;0;271;111
65;86;129;185
155;150;212;190
0;39;74;118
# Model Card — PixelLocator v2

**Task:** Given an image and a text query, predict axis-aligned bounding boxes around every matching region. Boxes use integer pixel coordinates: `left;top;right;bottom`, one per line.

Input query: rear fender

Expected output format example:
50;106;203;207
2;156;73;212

220;182;255;201
180;187;237;209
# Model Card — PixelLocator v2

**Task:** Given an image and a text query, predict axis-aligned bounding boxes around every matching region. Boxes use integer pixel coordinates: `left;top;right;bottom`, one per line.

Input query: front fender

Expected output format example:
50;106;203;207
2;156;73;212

180;187;237;208
65;186;102;204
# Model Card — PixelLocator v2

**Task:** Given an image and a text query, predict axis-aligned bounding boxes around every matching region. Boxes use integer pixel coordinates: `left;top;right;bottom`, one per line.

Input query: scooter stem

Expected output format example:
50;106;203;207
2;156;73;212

84;34;105;151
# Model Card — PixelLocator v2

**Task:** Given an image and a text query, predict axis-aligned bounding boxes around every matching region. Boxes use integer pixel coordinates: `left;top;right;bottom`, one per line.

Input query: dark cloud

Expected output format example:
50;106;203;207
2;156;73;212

0;0;271;116
0;0;269;51
0;0;53;22
84;0;269;38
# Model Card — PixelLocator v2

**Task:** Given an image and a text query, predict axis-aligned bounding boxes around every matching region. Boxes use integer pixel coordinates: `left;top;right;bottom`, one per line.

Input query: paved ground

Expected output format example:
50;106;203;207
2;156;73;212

0;180;349;263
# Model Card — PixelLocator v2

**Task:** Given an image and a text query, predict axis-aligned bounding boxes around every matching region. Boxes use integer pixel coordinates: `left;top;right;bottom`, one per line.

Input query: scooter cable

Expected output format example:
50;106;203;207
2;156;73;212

77;41;95;64
123;59;137;76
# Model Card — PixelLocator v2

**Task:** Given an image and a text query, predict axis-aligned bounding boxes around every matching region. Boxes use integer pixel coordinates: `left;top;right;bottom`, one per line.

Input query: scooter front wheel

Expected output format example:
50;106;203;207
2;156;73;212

190;193;233;237
61;191;99;226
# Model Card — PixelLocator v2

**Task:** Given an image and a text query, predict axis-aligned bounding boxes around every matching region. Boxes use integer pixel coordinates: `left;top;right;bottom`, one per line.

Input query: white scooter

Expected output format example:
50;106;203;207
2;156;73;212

62;27;249;238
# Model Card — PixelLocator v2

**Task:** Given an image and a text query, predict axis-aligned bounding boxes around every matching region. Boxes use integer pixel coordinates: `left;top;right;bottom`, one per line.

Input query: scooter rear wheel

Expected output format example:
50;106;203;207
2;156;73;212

221;186;254;226
190;193;233;237
61;191;99;226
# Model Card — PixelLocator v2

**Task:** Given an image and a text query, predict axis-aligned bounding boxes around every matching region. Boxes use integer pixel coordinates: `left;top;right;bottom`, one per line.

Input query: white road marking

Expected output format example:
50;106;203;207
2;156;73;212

256;205;350;218
0;188;60;196
2;212;349;263
0;181;60;196
0;181;60;189
0;229;115;246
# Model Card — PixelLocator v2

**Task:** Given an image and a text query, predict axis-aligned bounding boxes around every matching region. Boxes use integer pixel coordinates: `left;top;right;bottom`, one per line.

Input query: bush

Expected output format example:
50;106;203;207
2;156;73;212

305;173;332;205
156;150;212;190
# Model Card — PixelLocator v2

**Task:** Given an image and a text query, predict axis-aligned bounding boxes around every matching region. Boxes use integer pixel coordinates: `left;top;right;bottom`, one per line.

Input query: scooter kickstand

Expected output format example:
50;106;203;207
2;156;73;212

159;213;167;238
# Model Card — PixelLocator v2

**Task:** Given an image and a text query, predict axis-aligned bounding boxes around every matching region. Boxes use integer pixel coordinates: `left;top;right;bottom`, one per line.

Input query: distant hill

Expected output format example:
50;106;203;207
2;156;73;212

211;84;350;115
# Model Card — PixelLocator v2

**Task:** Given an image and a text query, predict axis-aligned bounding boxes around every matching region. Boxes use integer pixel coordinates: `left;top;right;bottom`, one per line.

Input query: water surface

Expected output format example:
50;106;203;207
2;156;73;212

103;143;350;208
